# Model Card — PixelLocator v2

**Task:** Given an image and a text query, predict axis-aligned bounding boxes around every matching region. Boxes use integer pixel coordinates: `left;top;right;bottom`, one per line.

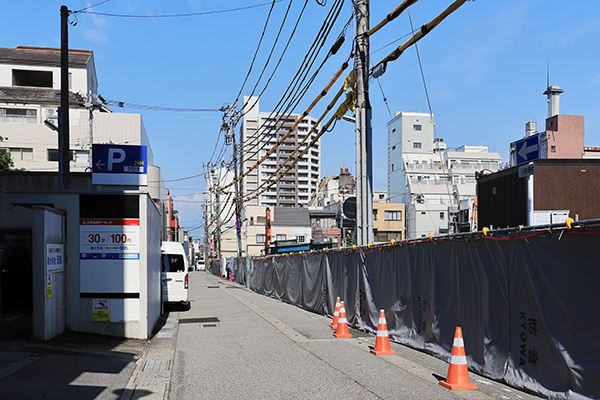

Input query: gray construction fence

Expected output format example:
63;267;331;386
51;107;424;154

211;222;600;400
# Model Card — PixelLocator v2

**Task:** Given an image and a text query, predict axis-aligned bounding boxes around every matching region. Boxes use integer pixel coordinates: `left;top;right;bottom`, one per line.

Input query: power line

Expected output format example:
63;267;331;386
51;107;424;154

74;1;287;18
101;99;220;113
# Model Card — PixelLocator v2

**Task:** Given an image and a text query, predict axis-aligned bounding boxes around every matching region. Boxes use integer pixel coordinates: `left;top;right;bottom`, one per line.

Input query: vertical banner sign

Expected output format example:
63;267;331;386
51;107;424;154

93;299;110;321
46;244;64;272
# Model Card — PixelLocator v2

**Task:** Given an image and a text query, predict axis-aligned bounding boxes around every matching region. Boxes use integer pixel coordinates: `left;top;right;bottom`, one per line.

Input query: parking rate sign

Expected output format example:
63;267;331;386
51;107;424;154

92;144;148;185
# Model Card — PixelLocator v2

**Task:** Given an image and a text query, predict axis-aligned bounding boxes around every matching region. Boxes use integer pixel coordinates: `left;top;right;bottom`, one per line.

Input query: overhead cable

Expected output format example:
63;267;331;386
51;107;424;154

74;1;286;18
366;0;419;37
221;61;350;193
238;0;346;155
371;0;469;75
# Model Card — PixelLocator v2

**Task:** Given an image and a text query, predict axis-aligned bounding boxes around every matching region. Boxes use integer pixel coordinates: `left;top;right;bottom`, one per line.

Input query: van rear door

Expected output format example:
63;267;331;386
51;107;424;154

161;253;188;303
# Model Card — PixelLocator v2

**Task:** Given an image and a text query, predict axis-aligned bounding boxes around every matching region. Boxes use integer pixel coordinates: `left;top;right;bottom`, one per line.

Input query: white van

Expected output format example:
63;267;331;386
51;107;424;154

160;241;189;307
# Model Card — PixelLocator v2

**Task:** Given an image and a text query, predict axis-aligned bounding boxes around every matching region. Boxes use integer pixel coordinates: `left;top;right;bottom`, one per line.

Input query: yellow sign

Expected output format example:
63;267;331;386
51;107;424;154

93;299;110;322
46;274;53;299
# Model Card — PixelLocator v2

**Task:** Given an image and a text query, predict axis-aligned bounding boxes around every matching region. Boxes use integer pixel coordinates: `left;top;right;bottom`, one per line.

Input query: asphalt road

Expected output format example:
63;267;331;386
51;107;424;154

170;271;543;400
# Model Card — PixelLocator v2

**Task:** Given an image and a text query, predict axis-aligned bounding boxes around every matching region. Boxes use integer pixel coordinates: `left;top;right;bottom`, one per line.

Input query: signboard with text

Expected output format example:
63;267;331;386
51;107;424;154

46;243;64;272
92;144;148;185
80;219;141;295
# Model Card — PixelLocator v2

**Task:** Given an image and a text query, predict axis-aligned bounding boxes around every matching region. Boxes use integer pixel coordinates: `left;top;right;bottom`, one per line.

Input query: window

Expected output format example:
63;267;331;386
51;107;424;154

551;146;556;153
276;234;286;241
413;124;422;131
384;211;402;221
413;142;422;149
5;148;33;161
48;149;77;162
296;235;305;243
12;69;53;88
250;216;254;225
440;212;445;220
421;212;426;215
0;108;37;123
256;234;266;244
391;164;394;171
379;194;385;200
161;254;185;273
373;209;378;220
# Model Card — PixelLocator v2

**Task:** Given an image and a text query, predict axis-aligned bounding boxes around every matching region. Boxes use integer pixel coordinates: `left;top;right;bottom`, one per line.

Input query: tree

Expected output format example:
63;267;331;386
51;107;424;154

0;135;22;171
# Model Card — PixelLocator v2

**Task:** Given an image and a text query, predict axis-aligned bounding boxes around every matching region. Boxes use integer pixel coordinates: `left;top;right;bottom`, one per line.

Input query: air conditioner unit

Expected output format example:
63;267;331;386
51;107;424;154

46;108;57;117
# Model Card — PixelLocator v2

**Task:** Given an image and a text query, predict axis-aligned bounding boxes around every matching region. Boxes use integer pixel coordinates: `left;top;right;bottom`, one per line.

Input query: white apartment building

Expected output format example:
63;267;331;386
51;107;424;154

240;96;321;208
387;112;502;238
0;46;155;174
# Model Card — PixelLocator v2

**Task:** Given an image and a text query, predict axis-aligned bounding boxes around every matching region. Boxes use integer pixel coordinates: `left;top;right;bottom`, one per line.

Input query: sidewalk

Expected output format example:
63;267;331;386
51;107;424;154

0;307;180;400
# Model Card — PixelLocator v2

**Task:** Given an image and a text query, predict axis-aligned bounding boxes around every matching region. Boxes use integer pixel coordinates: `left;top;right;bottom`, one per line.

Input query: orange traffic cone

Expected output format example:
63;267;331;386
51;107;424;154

229;272;233;282
333;301;352;338
439;327;478;391
330;297;341;329
370;310;395;355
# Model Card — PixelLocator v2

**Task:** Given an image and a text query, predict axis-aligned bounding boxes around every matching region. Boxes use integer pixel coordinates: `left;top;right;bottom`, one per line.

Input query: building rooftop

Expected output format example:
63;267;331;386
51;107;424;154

0;46;92;67
0;86;86;106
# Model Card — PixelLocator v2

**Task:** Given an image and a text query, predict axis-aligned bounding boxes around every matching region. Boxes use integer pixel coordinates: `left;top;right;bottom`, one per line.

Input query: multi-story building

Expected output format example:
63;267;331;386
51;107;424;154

387;112;502;238
0;45;169;235
240;96;321;208
0;46;154;173
308;167;355;207
372;190;405;243
510;85;585;166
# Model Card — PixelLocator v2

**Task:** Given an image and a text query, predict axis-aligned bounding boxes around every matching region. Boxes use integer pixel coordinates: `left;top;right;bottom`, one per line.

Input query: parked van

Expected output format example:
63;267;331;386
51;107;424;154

160;241;189;307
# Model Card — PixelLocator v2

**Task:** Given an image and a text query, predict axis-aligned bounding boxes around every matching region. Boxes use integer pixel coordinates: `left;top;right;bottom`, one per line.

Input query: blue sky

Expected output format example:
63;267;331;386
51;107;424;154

3;0;600;235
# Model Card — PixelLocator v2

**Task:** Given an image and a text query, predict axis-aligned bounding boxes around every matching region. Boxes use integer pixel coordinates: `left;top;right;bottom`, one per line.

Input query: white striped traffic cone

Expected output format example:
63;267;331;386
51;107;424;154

370;309;395;355
439;327;477;391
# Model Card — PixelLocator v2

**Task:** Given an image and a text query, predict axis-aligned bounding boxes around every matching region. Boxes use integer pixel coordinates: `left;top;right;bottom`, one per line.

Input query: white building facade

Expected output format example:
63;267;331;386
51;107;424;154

0;46;154;173
387;112;502;238
240;96;321;208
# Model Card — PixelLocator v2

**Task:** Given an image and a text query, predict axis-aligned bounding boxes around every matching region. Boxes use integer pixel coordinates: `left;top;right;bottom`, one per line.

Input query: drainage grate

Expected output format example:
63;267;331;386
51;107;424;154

199;324;219;328
180;317;220;324
143;359;171;372
207;286;220;289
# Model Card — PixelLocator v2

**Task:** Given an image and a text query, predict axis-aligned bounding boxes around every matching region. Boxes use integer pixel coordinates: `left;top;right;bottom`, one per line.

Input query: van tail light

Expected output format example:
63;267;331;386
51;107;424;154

184;274;189;289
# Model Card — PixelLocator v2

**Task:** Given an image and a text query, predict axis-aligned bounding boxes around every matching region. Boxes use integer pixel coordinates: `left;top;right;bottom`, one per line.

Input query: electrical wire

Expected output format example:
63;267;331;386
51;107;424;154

74;1;286;18
232;0;280;109
101;99;220;112
238;0;347;164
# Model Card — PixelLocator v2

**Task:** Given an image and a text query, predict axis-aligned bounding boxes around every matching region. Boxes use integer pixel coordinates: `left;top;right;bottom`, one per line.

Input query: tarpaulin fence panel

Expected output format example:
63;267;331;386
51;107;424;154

238;227;600;399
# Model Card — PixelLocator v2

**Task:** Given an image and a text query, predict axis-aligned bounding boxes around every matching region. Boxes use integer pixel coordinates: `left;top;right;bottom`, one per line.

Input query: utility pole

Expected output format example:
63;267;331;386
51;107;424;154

232;123;243;258
221;104;243;258
211;165;222;260
60;5;71;190
355;0;374;246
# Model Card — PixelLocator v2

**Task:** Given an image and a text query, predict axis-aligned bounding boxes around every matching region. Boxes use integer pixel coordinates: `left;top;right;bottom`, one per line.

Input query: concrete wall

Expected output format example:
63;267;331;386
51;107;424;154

9;190;161;339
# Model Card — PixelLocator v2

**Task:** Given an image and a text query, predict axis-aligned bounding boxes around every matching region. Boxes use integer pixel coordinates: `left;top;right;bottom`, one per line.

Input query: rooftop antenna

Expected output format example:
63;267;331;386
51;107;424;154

547;62;549;89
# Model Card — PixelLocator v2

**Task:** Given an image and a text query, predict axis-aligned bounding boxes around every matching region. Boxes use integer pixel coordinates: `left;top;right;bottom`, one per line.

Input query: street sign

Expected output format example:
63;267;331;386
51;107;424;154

518;163;535;178
514;134;540;166
235;220;243;228
92;144;148;185
343;197;356;220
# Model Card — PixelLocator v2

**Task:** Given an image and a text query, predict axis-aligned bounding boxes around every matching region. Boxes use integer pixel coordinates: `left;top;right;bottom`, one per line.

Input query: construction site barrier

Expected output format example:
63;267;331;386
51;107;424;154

217;223;600;400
